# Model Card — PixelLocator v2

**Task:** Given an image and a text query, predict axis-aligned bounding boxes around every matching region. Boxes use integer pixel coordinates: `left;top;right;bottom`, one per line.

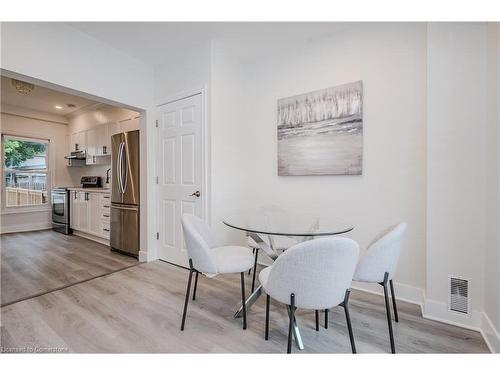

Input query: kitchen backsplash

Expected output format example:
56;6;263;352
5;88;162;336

67;164;112;187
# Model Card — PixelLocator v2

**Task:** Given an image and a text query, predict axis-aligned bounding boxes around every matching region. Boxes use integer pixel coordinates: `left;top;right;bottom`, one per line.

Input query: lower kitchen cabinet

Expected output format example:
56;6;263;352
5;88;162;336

69;190;111;244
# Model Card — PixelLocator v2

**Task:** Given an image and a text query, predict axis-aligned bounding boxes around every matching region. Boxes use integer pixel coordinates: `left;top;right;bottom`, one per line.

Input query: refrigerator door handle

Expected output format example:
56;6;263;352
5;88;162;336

117;142;125;194
121;141;128;194
116;142;121;193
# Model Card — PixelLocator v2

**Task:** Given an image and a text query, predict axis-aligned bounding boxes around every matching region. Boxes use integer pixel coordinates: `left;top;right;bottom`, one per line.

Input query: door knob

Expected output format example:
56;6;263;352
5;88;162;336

190;190;201;198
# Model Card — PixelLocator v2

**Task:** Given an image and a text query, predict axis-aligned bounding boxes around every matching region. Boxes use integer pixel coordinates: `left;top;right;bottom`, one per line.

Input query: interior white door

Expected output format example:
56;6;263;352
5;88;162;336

157;94;204;266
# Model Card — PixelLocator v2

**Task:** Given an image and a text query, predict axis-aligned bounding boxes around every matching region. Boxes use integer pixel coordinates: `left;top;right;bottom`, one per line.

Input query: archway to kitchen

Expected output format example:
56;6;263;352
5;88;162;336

0;69;150;307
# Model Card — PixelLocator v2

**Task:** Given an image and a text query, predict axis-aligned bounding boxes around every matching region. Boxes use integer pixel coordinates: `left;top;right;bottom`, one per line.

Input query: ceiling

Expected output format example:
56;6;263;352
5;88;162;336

1;76;99;117
68;22;354;67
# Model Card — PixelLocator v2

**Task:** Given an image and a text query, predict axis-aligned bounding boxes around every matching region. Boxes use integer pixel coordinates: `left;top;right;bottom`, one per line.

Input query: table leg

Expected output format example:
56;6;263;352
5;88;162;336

286;305;305;350
234;285;262;318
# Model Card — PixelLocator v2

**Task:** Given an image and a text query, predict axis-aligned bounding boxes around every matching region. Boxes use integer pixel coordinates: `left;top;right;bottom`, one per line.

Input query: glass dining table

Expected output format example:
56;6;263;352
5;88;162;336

223;208;354;350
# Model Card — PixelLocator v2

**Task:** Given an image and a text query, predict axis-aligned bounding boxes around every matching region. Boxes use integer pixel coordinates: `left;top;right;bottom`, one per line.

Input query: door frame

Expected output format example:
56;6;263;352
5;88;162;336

155;86;211;258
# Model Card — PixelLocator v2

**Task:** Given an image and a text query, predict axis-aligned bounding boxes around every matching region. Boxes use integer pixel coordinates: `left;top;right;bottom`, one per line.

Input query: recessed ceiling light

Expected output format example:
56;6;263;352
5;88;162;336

55;105;63;110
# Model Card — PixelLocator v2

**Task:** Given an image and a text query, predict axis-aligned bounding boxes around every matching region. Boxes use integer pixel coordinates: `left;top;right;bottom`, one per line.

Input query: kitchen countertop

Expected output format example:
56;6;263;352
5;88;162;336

66;187;111;193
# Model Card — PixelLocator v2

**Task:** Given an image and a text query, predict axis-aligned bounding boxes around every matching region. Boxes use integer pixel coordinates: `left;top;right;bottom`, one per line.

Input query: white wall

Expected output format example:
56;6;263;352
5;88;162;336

155;42;211;101
483;22;500;351
1;22;155;261
0;107;73;233
1;23;153;110
426;23;490;328
210;24;427;292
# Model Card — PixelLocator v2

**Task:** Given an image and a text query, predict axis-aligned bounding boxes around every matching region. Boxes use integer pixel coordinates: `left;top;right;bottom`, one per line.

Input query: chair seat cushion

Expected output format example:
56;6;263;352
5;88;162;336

210;246;255;274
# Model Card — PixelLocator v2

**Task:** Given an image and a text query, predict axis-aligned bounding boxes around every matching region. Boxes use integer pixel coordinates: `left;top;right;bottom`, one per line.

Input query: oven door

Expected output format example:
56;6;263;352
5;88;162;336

51;190;68;225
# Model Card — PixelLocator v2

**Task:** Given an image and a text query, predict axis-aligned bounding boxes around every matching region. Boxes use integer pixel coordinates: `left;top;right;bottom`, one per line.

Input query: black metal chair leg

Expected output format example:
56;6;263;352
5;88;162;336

249;248;255;274
240;272;247;330
381;272;396;353
287;293;295;354
324;309;329;329
192;271;199;301
180;260;194;331
251;249;259;293
315;310;319;331
265;294;270;340
343;290;357;354
389;279;399;322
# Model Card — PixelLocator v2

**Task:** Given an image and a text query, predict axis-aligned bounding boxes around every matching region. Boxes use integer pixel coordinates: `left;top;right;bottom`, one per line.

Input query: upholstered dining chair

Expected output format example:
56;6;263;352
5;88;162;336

259;237;360;353
352;222;407;353
180;214;255;331
246;235;298;293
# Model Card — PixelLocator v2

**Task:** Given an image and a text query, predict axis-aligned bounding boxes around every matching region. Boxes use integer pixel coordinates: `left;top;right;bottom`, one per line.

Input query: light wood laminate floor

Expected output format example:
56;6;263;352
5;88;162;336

1;230;137;306
0;261;489;353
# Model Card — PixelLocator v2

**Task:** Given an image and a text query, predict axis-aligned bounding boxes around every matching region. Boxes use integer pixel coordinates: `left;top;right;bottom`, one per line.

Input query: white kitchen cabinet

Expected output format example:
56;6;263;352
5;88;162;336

70;190;80;230
86;128;98;164
109;117;140;136
121;117;140;133
69;190;111;243
69;131;87;153
78;192;90;232
88;192;101;236
84;124;110;165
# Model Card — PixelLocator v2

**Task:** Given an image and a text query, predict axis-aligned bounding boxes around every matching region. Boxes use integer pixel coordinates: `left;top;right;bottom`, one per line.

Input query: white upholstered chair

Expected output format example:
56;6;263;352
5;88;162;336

246;234;299;293
180;214;255;331
352;222;407;353
259;237;360;353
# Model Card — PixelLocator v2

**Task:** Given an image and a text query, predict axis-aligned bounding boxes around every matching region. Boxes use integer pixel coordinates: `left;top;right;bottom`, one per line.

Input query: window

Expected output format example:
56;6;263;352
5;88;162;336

2;135;49;207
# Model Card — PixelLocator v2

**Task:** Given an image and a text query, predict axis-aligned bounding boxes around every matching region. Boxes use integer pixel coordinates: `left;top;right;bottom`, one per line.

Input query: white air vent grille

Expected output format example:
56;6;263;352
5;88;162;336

449;276;470;315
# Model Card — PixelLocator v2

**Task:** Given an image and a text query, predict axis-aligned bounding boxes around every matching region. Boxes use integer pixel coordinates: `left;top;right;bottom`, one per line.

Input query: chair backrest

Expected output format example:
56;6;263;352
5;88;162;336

265;237;360;310
181;214;220;274
353;222;407;283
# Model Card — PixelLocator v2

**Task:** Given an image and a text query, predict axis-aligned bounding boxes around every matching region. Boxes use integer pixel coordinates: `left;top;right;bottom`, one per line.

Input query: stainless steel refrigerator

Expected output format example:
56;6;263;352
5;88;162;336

111;130;140;257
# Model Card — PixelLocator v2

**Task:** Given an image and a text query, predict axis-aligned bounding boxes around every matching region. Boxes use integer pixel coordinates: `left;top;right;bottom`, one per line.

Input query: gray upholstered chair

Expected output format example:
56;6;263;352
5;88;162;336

259;237;360;353
180;214;254;331
352;222;407;353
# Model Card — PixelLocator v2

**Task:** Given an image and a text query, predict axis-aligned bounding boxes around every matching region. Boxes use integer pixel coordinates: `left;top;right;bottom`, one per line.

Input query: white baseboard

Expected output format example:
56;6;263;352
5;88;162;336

351;280;425;307
139;250;148;262
423;298;483;331
351;281;498;353
481;312;500;353
0;223;51;234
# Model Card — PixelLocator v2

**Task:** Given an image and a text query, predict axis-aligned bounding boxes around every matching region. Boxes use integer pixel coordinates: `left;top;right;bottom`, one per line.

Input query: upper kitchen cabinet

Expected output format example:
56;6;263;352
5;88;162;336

69;131;87;152
85;124;111;165
109;117;141;136
68;124;112;166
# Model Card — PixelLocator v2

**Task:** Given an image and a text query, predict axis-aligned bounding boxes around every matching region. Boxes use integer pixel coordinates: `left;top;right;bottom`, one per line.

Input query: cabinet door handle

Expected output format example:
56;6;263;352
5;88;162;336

103;214;110;218
103;228;110;232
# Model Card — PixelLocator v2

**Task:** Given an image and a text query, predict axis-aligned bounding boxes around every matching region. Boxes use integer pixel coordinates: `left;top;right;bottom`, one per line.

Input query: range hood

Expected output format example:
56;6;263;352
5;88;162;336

64;150;86;160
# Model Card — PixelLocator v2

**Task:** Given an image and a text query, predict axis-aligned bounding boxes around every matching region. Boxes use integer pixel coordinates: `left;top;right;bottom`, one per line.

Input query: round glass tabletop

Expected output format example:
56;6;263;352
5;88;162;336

223;208;354;237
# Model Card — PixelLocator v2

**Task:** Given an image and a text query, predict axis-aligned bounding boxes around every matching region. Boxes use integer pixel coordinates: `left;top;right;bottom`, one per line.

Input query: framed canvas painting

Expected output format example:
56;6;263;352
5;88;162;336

277;80;363;176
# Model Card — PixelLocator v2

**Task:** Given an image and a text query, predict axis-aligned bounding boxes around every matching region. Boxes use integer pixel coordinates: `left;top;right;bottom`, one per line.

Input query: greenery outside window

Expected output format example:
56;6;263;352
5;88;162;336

2;134;50;208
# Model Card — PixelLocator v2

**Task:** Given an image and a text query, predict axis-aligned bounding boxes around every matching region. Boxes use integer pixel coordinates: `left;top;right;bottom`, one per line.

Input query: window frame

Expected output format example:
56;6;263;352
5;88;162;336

1;133;52;212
